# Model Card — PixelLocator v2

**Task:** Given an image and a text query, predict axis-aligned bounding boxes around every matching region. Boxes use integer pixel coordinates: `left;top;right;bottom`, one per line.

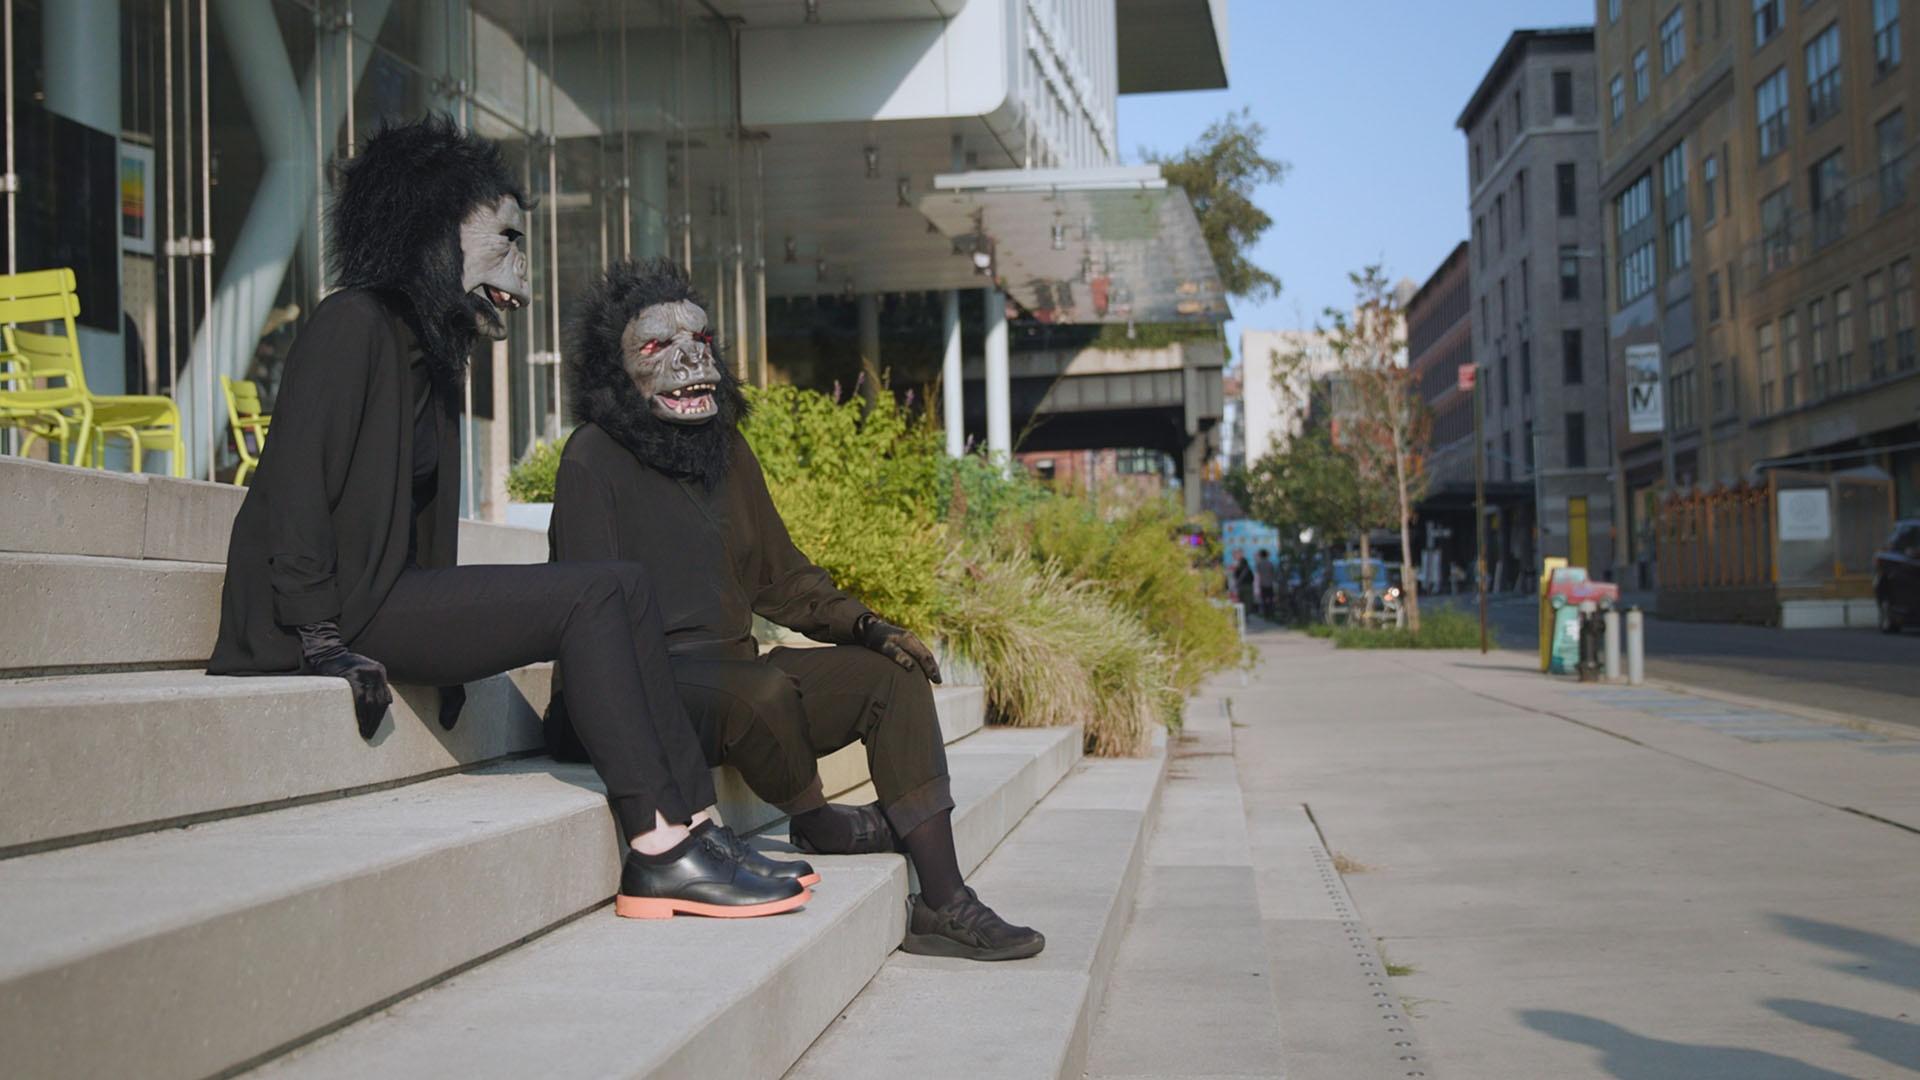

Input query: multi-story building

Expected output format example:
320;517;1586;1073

1237;328;1343;463
1459;27;1616;582
1596;0;1918;587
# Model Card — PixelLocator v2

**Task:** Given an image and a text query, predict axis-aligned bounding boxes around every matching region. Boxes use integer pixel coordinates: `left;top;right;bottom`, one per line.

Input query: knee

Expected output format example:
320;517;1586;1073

573;562;651;614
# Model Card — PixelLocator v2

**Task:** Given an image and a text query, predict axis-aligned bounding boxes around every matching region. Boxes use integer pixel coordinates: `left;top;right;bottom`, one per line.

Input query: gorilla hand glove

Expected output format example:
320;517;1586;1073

296;621;393;738
857;613;943;685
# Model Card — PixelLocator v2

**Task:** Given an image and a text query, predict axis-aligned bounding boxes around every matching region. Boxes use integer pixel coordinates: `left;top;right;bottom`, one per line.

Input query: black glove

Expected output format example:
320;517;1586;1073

296;621;393;739
857;613;942;685
437;684;467;731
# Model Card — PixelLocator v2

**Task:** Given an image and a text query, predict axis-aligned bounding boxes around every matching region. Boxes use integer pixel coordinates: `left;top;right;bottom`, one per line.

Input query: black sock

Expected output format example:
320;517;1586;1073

631;829;697;865
790;804;857;852
900;809;965;910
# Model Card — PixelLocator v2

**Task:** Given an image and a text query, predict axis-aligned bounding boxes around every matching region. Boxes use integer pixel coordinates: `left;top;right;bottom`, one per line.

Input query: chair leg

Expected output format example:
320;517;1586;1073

235;459;252;486
171;431;186;478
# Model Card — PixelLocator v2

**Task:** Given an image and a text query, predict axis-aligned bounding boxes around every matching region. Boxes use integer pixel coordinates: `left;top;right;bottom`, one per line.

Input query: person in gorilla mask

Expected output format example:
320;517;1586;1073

209;116;812;921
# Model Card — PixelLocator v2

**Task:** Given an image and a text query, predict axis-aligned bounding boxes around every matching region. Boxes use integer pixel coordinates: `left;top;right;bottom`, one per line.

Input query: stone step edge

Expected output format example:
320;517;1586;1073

785;728;1169;1080
237;725;1085;1080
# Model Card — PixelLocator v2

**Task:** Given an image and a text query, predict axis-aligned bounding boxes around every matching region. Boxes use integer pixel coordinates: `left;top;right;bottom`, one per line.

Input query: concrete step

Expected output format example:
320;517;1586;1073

786;730;1168;1080
0;666;551;856
244;723;1079;1080
0;552;226;673
0;664;982;857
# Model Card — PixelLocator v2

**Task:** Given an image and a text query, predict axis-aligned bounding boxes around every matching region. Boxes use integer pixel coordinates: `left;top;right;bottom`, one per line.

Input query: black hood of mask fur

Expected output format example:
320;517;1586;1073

328;113;527;379
566;258;750;488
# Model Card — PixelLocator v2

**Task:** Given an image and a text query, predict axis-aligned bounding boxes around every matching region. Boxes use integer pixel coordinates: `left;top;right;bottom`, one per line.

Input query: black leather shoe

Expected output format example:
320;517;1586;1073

790;802;896;855
698;821;821;888
900;887;1045;961
615;830;809;920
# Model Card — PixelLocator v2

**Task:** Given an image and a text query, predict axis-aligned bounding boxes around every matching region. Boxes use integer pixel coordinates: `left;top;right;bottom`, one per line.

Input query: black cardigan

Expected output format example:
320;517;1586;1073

208;289;459;675
548;423;871;660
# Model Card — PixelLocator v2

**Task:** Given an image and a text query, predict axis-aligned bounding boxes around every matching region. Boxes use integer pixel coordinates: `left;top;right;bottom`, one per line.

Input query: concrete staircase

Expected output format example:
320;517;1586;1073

0;457;1172;1079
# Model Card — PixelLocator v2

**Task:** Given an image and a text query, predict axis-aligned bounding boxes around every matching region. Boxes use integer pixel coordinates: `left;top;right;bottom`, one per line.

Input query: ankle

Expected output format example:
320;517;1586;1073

631;810;693;856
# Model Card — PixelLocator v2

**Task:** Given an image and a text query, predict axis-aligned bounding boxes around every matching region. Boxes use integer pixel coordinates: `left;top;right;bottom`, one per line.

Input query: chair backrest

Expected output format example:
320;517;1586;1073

224;376;265;422
0;269;87;394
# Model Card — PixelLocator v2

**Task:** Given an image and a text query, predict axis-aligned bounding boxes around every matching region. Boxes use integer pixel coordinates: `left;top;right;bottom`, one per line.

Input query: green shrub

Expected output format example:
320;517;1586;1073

1308;606;1492;649
939;453;1050;543
741;384;944;634
507;434;568;503
934;549;1171;756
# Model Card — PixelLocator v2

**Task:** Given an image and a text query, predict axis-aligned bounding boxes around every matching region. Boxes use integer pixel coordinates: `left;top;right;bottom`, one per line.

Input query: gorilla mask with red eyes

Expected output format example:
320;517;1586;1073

329;114;531;379
567;258;749;487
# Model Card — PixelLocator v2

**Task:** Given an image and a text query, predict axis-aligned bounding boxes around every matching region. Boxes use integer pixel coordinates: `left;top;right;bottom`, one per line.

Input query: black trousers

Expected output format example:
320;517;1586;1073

352;561;716;839
550;644;954;837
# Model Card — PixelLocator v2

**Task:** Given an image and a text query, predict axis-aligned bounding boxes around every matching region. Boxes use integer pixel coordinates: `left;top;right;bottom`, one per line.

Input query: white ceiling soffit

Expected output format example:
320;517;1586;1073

917;166;1229;325
715;0;969;25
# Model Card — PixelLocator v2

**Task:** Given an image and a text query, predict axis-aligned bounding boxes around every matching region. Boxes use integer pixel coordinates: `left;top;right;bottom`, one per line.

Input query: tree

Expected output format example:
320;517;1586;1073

1322;266;1431;632
1144;108;1288;302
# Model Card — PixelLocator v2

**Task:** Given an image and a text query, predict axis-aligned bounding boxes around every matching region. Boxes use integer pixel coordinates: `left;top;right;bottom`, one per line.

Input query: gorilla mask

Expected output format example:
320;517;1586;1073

568;258;748;486
330;114;530;376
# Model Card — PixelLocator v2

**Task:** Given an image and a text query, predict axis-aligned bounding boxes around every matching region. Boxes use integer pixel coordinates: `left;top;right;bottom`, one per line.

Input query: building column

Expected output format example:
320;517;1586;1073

983;285;1010;458
856;292;881;400
43;0;124;418
941;289;964;457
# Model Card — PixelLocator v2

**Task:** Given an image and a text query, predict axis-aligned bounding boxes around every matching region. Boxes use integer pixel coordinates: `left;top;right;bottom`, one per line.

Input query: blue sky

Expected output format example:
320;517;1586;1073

1118;0;1597;356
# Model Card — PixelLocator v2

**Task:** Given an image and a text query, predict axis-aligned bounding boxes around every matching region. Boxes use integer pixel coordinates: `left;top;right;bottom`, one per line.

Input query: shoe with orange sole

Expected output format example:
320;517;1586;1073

616;829;811;920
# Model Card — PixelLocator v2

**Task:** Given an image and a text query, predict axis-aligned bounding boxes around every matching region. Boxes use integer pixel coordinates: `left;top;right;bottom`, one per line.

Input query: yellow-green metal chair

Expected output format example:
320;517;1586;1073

0;269;185;476
222;375;271;485
0;275;93;465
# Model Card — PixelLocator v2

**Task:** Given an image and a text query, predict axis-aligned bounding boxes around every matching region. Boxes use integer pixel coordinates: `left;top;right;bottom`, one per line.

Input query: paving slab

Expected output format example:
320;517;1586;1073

788;731;1167;1080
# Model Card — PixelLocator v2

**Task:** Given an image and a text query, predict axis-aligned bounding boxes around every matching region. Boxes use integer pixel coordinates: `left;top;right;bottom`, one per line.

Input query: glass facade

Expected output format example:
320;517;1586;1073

3;0;760;505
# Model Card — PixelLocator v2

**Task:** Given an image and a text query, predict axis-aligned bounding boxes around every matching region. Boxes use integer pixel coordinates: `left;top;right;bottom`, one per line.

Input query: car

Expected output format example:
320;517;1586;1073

1322;558;1403;626
1872;518;1920;634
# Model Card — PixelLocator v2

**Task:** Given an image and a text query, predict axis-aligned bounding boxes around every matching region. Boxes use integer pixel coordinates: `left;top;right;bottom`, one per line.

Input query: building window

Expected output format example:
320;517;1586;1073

1553;70;1575;116
1780;310;1801;409
1516;170;1527;232
1708;270;1723;321
1879;110;1908;211
1721;140;1733;216
1496;194;1506;250
1472;144;1482;184
1728;261;1739;316
1481;295;1489;336
1521;337;1533;395
1494;117;1503;155
1560;247;1581;300
1760;183;1794;273
1876;0;1903;75
1563;328;1584;385
1566;412;1588;468
1475;216;1485;266
1662;8;1688;71
1711;361;1729;416
1867;269;1889;378
1610;0;1622;23
1703;153;1719;224
1610;74;1626;122
1557;162;1578;216
1524;421;1535;471
1809;297;1830;399
1514;87;1524;131
1499;277;1508;328
1502;432;1513;481
1753;0;1782;47
1756;67;1790;161
1835;285;1855;389
1670;353;1697;430
1758;320;1777;413
1500;351;1510;408
1805;23;1843;128
1810;151;1848;249
1634;49;1651;101
1896;258;1916;370
1615;173;1656;303
1521;258;1531;313
1662;141;1692;270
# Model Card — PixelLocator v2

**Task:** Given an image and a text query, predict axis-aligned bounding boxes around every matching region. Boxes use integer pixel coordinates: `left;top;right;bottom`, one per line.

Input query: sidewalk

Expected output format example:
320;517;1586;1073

1230;628;1920;1079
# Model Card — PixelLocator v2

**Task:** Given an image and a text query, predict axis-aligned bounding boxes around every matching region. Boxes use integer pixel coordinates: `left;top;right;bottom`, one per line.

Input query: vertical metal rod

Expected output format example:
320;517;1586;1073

198;0;215;482
3;0;16;274
1603;608;1621;680
619;0;631;259
544;4;559;437
942;289;963;456
1475;371;1489;653
342;7;355;156
313;6;325;293
1625;606;1645;685
161;0;177;417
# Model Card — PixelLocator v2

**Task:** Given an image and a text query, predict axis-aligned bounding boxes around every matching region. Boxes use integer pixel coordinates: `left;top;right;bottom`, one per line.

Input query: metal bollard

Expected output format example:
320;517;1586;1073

1625;607;1645;686
1603;609;1621;681
1576;602;1602;682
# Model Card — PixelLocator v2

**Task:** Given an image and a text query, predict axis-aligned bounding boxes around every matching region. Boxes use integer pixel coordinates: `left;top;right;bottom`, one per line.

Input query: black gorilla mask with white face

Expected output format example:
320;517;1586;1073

622;299;723;424
460;195;530;340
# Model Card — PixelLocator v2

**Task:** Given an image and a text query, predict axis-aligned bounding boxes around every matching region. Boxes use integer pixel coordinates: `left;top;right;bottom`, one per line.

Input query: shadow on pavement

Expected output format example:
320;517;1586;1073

1518;1009;1857;1079
1767;999;1920;1075
1772;913;1920;993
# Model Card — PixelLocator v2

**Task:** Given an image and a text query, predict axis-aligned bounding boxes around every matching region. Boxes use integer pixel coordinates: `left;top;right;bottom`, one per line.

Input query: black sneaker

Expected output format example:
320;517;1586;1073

615;830;809;920
790;802;897;855
900;887;1045;961
697;820;821;888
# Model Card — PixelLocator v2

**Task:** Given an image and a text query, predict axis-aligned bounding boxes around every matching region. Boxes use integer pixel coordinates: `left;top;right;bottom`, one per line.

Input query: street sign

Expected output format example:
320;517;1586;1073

1625;344;1664;433
1457;363;1476;392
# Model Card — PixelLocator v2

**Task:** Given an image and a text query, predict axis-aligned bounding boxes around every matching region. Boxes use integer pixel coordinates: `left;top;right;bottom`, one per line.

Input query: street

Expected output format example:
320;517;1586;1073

1429;594;1920;732
1229;627;1920;1079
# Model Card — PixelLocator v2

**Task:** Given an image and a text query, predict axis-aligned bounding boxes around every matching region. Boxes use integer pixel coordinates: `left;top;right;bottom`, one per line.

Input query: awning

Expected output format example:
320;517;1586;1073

917;165;1229;325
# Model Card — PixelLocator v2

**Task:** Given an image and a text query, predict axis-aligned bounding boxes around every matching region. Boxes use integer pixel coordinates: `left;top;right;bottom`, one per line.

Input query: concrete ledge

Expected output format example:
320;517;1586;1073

0;669;546;854
787;731;1167;1080
235;725;1082;1080
0;553;223;672
455;519;549;566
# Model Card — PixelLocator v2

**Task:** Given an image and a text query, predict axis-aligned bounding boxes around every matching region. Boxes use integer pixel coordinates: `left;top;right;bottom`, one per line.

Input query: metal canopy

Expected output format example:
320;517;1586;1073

918;166;1228;325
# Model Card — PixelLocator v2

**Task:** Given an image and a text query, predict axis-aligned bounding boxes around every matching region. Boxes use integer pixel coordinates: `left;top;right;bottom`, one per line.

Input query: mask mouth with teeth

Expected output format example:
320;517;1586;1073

567;258;750;486
461;195;531;341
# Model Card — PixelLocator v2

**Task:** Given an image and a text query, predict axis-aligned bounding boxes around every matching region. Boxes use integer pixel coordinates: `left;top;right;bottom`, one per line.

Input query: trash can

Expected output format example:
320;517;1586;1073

1547;595;1584;674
